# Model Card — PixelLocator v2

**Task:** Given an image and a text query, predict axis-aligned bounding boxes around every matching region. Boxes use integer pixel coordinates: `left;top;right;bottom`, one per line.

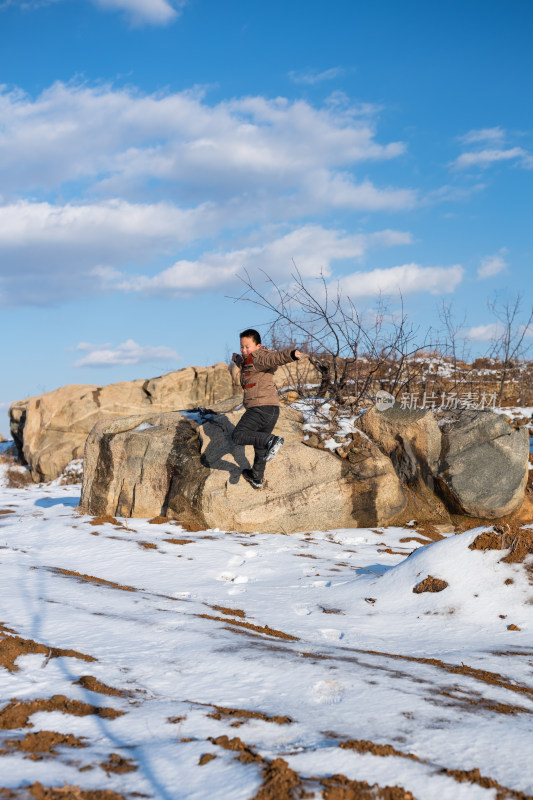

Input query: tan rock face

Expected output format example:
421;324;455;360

79;407;406;533
358;404;441;487
10;364;233;482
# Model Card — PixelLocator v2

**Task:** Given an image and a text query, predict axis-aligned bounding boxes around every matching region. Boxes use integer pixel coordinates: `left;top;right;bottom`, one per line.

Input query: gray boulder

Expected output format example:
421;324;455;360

436;410;529;518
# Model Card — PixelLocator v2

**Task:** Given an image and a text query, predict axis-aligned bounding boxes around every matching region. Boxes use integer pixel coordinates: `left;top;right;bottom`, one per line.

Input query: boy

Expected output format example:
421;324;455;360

232;329;301;489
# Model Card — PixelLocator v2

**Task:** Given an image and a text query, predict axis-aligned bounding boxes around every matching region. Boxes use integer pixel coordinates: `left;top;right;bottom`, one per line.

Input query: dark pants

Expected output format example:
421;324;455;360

231;405;280;479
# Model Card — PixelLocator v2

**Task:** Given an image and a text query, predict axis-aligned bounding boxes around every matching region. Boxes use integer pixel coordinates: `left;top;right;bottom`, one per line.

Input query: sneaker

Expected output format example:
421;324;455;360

242;468;263;489
264;435;284;462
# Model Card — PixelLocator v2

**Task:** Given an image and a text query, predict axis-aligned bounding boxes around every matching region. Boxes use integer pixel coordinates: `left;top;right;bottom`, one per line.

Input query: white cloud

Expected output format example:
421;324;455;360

477;248;508;280
288;67;346;85
93;0;182;25
74;339;180;367
0;81;418;306
423;182;486;205
0;0;59;9
459;127;506;145
339;263;464;298
0;198;226;305
111;225;413;294
305;172;415;211
0;81;421;307
452;147;528;170
0;0;184;24
0;82;408;202
466;322;503;341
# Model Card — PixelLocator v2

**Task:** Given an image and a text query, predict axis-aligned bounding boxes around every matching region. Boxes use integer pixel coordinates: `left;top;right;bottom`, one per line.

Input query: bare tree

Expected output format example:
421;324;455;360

230;265;435;410
487;293;533;404
438;302;470;390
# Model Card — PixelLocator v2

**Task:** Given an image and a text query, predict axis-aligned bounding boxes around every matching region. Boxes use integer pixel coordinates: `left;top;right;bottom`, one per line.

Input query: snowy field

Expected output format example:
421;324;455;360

1;450;532;799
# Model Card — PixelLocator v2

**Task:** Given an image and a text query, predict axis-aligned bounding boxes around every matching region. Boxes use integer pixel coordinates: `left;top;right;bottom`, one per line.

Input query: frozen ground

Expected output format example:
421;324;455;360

0;451;532;799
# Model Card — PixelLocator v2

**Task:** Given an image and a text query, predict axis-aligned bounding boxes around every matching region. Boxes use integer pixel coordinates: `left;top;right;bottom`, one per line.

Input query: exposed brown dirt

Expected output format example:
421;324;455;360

73;676;126;697
439;766;533;799
0;631;96;672
198;753;217;766
413;576;449;593
208;705;293;725
138;541;157;550
16;785;126;800
148;515;204;532
0;510;15;515
47;568;136;592
339;739;419;761
452;494;533;535
252;758;304;800
399;536;435;545
0;695;124;730
211;605;246;618
320;775;415;800
508;624;521;632
163;538;194;545
469;526;533;580
320;607;345;615
1;730;86;755
208;734;262;764
209;733;418;800
100;753;137;775
411;523;446;542
196;614;299;641
295;553;318;559
87;516;124;527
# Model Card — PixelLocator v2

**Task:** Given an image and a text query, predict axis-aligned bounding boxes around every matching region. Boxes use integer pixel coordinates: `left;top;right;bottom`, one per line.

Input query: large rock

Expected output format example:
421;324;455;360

358;404;441;487
436;410;529;518
358;403;529;520
10;363;234;482
79;406;406;533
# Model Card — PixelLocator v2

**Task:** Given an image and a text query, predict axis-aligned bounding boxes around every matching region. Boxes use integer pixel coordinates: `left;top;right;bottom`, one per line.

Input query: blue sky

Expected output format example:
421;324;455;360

0;0;532;433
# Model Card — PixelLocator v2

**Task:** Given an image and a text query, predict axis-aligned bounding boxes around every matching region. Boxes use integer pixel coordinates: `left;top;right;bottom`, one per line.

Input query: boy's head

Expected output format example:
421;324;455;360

239;328;261;357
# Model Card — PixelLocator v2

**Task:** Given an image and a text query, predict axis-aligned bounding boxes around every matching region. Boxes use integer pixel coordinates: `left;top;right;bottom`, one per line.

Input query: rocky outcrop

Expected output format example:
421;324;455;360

435;410;529;518
78;399;529;531
10;364;234;482
79;406;406;533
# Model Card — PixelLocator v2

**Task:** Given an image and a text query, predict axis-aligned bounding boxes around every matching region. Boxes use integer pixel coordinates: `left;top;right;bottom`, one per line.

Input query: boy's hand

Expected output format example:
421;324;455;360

294;350;302;359
232;352;242;364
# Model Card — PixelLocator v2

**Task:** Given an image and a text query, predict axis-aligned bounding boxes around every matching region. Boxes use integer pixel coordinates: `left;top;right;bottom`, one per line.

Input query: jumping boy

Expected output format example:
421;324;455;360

232;329;301;489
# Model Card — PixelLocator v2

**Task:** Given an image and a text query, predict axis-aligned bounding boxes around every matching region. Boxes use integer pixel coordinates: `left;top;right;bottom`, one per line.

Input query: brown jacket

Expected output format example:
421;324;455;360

238;347;297;409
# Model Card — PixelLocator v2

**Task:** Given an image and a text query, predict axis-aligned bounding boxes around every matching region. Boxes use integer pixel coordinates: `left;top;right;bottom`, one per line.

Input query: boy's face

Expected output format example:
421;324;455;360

240;336;260;357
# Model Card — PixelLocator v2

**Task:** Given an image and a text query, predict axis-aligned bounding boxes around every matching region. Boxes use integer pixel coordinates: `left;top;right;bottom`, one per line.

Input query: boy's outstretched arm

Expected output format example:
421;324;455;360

251;347;303;370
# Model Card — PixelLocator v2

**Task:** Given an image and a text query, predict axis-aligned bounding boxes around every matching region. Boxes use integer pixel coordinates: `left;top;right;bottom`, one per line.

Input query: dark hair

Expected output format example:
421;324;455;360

239;328;261;345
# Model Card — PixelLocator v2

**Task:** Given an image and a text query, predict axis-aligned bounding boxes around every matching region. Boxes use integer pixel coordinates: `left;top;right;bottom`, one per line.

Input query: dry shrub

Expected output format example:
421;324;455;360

0;451;33;488
59;459;83;485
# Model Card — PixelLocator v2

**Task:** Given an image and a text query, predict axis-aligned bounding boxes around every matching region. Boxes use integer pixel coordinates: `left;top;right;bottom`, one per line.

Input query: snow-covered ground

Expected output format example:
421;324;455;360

1;453;532;799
